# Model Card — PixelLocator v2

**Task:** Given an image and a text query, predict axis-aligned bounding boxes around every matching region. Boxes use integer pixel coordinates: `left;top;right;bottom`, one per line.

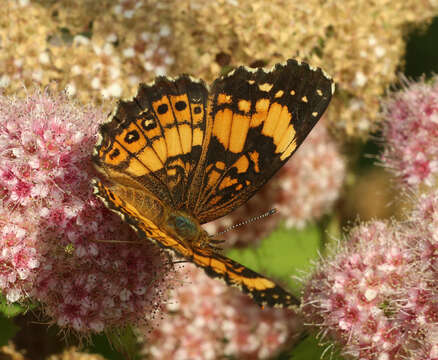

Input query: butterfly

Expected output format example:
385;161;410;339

92;58;334;309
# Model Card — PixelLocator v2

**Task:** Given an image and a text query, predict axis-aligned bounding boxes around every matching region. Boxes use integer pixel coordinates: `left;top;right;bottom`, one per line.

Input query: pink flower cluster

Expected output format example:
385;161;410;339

302;215;438;360
303;78;438;360
143;263;302;360
381;77;438;188
0;92;171;332
204;122;345;247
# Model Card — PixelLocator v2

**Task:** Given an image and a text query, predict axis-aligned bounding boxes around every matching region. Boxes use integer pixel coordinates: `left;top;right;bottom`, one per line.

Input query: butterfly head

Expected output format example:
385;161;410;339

164;210;207;246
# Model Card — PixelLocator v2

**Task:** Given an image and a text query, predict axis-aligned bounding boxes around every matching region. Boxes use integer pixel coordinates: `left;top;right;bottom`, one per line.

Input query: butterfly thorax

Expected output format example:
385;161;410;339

163;210;208;247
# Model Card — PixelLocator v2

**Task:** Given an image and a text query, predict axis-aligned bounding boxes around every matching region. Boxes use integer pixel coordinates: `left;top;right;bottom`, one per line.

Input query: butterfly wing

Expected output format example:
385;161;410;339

188;59;334;223
93;179;299;309
92;179;194;258
191;246;299;309
93;75;209;208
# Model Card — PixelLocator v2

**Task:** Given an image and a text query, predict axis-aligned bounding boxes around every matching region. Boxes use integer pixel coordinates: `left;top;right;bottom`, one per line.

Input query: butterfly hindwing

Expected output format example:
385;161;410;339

191;246;299;308
190;59;334;223
93;179;194;258
93;179;299;309
94;75;209;208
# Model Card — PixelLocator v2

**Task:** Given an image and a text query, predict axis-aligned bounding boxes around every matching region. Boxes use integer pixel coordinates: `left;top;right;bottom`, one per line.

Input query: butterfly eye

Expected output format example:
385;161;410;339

167;214;198;239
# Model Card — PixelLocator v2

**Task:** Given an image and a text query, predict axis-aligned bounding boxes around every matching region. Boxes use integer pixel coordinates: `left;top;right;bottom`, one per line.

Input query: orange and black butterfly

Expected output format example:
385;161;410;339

92;59;334;309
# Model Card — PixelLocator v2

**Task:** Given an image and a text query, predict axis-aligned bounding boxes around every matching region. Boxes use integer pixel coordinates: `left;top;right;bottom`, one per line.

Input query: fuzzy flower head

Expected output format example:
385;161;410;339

380;76;438;190
204;122;345;247
142;263;302;360
411;189;438;254
403;190;438;360
302;220;438;360
0;91;171;333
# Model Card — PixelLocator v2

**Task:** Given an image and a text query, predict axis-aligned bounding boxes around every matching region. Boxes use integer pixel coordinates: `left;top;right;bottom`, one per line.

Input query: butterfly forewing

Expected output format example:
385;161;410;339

190;59;334;223
94;75;209;208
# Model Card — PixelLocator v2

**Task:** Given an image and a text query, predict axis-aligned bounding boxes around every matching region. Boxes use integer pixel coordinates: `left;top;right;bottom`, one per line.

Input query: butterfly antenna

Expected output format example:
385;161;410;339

212;208;277;237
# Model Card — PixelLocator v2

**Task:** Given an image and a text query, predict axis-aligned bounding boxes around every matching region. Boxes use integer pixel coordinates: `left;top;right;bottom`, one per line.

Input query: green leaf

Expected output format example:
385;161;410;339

88;327;141;360
0;295;27;318
226;224;322;295
0;314;19;346
287;334;345;360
